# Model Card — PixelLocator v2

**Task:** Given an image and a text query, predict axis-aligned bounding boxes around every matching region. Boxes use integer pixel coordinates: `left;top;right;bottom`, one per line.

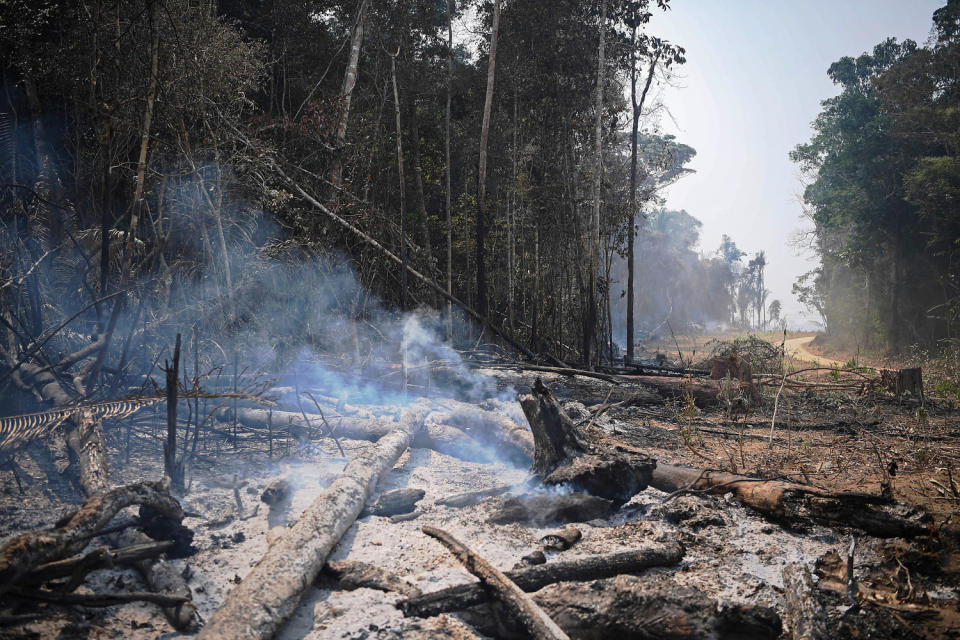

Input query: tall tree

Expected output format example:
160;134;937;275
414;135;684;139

476;0;500;318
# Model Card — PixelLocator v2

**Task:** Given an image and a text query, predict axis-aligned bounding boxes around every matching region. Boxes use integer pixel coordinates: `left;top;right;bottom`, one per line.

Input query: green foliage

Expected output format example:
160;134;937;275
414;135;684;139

792;11;960;351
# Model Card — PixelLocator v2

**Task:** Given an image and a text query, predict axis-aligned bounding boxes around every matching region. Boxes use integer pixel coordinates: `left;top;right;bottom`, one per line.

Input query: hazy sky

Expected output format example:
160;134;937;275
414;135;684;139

646;0;942;327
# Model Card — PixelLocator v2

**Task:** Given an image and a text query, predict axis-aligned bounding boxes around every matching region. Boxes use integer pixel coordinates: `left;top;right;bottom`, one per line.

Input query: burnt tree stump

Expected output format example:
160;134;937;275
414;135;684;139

519;379;654;504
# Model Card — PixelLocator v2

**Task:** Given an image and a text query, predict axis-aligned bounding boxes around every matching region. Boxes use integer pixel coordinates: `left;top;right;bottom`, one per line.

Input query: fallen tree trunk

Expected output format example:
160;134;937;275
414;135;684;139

522;576;781;640
421;526;569;640
650;464;930;538
519;379;654;503
0;481;184;596
233;407;531;465
197;411;422;640
65;410;108;497
323;560;421;598
398;542;683;619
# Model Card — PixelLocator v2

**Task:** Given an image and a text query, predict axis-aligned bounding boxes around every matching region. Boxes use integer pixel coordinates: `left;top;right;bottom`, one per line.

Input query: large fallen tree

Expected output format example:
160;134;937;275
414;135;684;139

648;464;931;538
197;411;423;640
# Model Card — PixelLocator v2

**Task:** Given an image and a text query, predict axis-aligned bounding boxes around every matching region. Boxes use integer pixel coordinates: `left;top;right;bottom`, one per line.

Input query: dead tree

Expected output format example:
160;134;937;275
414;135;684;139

519;378;654;503
398;543;683;619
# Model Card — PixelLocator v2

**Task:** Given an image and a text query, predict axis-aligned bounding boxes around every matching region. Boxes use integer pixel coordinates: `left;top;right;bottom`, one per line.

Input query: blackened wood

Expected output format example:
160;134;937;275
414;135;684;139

519;380;654;503
650;463;929;537
0;481;183;595
421;525;569;640
21;541;173;584
116;527;199;631
323;560;421;598
398;543;683;619
782;564;828;640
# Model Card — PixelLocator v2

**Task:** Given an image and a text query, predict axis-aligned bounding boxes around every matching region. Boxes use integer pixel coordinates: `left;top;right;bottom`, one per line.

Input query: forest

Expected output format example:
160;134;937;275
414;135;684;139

793;0;960;351
0;0;779;410
1;2;959;640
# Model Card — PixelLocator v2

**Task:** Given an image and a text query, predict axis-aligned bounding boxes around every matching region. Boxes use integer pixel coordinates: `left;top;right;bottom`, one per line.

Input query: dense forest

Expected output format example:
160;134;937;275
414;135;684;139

0;0;782;417
793;0;960;351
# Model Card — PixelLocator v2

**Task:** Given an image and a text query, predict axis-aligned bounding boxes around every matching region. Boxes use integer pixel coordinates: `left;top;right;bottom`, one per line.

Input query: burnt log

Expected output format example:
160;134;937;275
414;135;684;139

540;526;581;551
436;485;512;508
362;488;425;517
650;464;930;538
524;576;781;640
398;543;683;619
233;408;518;463
782;564;828;640
115;528;199;631
519;379;654;503
323;559;421;597
421;526;570;640
20;540;172;585
0;481;183;596
197;411;422;640
487;493;614;526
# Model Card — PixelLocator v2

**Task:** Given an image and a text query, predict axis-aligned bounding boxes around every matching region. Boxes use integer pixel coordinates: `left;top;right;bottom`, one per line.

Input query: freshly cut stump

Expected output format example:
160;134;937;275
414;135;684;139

519;379;654;503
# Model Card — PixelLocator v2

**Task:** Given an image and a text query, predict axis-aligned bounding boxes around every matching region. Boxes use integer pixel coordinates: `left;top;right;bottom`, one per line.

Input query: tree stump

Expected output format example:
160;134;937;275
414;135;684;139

880;368;924;402
519;379;654;504
710;353;761;403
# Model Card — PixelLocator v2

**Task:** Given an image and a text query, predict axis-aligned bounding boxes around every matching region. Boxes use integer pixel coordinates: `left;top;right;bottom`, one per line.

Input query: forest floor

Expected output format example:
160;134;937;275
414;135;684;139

0;350;958;639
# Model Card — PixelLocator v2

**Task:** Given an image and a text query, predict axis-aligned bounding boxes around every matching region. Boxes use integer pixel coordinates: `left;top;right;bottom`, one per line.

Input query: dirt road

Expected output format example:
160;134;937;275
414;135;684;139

783;335;847;368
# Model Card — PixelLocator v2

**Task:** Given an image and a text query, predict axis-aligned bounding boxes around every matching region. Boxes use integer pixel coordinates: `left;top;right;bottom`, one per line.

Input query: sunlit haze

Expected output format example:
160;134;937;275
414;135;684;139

648;0;942;327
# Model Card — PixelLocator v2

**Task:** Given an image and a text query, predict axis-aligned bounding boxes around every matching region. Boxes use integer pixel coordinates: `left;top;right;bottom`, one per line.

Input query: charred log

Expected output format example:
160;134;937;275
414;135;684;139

421;525;570;640
323;559;421;598
487;493;614;526
399;543;683;619
0;481;183;596
650;464;931;538
519;379;654;503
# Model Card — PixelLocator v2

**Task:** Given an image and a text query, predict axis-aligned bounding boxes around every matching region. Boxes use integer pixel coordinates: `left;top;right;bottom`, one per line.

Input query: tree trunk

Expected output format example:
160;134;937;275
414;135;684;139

476;0;500;318
587;0;607;368
409;100;434;284
445;0;454;341
197;412;422;640
329;0;369;197
649;463;930;538
389;51;408;311
0;481;184;595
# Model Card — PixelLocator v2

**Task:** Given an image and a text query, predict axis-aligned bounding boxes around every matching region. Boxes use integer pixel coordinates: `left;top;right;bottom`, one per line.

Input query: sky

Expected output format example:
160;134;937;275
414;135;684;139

646;0;942;328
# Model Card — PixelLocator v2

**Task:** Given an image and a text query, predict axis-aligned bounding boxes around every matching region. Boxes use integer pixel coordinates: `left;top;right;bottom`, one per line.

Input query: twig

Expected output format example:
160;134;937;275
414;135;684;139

304;392;346;457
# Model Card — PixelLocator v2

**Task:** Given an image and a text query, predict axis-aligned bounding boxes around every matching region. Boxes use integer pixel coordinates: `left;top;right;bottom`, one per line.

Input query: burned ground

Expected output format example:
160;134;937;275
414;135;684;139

0;361;958;639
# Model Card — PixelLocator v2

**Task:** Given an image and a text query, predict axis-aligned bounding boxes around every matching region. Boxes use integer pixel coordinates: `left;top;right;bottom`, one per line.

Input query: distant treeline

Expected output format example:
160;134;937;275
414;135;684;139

792;1;960;351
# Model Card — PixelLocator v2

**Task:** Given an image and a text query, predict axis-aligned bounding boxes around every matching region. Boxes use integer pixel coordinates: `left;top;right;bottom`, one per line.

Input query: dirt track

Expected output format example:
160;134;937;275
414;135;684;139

783;335;847;368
